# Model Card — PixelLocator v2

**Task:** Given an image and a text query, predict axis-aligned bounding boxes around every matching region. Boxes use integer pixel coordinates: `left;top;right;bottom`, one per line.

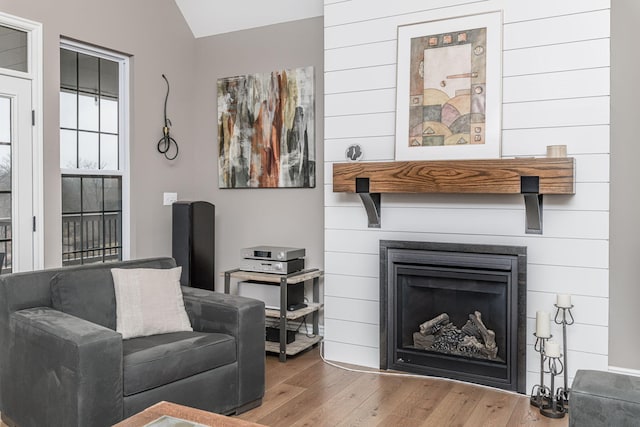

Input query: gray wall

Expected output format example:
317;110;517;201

0;0;198;266
610;0;640;370
189;18;325;290
0;2;324;292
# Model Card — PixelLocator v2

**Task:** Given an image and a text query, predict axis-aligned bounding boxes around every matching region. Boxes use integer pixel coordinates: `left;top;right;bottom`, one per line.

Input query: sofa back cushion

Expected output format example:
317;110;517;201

50;257;177;330
51;268;117;329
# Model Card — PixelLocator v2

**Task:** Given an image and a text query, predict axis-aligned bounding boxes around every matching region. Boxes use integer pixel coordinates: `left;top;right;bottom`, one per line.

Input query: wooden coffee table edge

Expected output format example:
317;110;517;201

113;401;266;427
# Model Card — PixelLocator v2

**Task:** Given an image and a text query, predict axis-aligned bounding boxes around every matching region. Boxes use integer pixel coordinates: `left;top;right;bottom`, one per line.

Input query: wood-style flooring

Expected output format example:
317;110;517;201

0;346;570;427
237;347;569;427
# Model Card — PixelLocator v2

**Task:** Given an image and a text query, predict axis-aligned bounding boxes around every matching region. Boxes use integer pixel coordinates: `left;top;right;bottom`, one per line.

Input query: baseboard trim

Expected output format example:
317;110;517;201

608;365;640;377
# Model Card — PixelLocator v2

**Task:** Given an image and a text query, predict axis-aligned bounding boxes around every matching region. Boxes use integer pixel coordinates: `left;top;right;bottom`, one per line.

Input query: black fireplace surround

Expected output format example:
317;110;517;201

380;241;526;393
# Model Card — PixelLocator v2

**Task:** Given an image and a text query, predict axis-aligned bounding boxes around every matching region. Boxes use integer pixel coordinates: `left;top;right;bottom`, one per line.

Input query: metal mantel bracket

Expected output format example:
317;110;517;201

353;176;544;233
356;178;381;228
521;176;543;235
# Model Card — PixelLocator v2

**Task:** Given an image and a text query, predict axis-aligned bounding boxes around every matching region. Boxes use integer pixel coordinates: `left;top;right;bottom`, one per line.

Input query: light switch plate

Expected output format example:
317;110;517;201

163;192;178;206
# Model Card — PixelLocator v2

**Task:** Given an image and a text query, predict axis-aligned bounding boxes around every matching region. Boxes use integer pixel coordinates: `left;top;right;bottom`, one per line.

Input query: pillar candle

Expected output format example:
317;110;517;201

557;294;572;308
536;310;551;338
545;341;561;358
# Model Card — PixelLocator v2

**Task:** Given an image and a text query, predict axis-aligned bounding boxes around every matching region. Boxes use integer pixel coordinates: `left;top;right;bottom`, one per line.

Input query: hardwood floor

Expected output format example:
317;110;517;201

0;346;569;427
237;347;569;427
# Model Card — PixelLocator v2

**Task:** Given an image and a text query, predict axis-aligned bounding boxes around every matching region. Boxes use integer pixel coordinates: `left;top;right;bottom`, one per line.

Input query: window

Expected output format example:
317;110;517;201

60;42;128;265
0;24;28;73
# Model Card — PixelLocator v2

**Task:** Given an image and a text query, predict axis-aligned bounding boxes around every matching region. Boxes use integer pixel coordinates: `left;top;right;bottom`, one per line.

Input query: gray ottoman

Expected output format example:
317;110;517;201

570;370;640;427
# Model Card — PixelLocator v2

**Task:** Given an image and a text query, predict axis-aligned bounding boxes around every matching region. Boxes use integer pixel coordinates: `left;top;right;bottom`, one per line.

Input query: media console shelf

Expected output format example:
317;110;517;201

333;158;575;234
224;268;323;362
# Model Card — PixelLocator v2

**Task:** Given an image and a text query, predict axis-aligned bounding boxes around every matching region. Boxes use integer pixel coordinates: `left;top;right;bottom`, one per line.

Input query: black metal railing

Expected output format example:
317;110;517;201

0;218;10;274
62;212;121;266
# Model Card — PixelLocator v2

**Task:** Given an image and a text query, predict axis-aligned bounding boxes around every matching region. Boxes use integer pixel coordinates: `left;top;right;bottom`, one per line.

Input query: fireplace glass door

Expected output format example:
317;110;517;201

394;263;511;381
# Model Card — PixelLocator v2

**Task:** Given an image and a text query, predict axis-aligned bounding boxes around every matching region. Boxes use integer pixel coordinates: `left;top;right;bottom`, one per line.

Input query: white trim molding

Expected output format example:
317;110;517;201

0;11;44;270
59;39;131;262
608;366;640;378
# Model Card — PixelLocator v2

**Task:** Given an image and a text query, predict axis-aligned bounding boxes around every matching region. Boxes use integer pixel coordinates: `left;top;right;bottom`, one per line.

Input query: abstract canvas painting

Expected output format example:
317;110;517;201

395;12;502;160
218;66;315;188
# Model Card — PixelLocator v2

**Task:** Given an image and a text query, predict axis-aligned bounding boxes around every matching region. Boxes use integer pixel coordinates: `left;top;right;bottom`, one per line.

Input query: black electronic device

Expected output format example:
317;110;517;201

172;201;215;290
238;280;305;310
266;327;296;344
287;303;308;311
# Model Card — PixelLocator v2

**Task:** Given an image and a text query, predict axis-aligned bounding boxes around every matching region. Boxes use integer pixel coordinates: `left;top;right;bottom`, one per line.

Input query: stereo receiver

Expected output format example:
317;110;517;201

239;258;304;274
240;246;305;261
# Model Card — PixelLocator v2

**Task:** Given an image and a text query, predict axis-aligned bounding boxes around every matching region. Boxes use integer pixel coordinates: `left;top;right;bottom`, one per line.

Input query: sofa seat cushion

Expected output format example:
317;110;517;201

123;331;236;396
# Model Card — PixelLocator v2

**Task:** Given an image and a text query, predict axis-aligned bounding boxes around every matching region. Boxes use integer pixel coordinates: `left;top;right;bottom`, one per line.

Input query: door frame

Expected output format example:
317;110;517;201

0;11;44;270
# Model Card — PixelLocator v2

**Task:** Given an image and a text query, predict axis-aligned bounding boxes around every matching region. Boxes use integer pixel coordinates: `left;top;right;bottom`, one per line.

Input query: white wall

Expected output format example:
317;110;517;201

323;0;611;391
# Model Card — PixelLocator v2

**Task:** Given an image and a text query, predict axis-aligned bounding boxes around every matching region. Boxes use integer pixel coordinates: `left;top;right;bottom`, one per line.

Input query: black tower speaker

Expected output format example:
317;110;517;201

172;201;215;290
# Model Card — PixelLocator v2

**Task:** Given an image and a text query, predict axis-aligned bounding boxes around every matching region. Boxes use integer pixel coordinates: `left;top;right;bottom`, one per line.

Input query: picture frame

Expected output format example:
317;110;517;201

394;11;503;161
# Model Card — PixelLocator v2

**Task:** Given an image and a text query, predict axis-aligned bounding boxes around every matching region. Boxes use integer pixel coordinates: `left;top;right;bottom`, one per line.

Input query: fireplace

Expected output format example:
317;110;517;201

380;241;526;393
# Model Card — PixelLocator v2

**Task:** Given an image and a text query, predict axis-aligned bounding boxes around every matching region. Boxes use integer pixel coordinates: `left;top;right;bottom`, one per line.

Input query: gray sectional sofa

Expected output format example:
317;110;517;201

0;257;265;427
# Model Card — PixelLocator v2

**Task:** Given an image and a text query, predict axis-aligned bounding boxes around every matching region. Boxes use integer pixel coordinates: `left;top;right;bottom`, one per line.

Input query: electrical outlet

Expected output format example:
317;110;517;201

163;192;178;206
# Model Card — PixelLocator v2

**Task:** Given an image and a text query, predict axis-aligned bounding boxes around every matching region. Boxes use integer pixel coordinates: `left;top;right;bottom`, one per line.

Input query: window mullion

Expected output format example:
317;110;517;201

79;176;84;265
97;58;101;171
75;51;79;169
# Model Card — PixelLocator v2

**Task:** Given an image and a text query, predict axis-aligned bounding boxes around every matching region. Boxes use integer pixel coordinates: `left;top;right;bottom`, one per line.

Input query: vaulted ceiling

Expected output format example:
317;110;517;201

174;0;323;38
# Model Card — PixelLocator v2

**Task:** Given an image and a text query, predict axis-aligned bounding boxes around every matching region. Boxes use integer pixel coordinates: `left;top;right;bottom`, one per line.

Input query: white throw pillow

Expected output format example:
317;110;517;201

111;267;193;339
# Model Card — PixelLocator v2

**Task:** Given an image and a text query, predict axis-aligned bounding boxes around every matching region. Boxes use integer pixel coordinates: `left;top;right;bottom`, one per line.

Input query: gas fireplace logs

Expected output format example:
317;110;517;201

419;313;449;335
413;311;499;360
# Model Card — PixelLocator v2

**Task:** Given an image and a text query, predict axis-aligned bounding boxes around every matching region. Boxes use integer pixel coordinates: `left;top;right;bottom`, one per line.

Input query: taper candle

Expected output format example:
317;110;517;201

557;294;572;308
536;310;551;338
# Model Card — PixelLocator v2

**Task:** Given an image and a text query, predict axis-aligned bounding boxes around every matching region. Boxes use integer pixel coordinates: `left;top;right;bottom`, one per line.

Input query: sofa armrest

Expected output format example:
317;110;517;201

4;307;123;427
181;287;265;408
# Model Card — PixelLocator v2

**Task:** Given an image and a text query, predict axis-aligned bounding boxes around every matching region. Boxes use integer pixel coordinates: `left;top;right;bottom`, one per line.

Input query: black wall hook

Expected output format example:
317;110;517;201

157;74;179;160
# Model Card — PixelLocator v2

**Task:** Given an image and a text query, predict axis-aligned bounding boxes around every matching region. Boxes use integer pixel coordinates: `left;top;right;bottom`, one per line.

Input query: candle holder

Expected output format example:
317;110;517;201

554;304;574;407
540;353;566;418
530;333;552;408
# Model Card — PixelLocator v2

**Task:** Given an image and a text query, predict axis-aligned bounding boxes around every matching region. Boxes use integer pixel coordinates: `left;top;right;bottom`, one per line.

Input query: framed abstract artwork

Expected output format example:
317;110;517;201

218;66;315;188
395;11;502;161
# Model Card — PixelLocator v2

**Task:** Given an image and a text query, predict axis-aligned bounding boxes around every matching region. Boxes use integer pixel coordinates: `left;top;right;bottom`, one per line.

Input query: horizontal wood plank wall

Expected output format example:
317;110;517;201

323;0;611;391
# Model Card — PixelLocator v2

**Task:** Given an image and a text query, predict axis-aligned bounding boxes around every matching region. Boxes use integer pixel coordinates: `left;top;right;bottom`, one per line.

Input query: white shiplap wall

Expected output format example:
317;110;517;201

323;0;611;391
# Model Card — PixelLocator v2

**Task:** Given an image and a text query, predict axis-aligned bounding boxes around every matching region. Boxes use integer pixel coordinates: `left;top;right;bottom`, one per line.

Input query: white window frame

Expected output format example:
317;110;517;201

59;39;130;261
0;11;44;270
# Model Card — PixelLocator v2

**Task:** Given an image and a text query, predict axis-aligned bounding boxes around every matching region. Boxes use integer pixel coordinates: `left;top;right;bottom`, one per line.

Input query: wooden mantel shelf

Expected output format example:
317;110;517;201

332;158;575;234
332;158;575;195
